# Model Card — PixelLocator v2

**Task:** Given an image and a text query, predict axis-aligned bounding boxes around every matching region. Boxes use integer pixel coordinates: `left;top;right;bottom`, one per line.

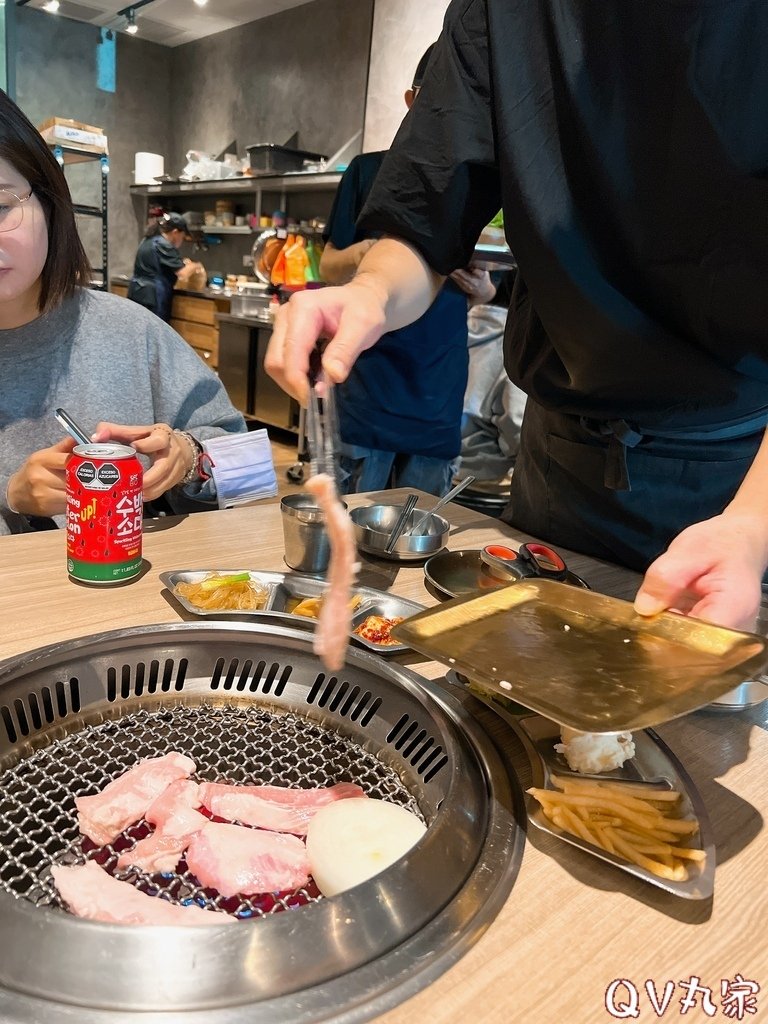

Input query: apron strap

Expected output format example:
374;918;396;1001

580;418;643;491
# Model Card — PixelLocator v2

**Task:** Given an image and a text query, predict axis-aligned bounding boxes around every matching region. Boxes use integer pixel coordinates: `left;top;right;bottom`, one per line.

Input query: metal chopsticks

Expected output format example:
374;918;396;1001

384;493;420;554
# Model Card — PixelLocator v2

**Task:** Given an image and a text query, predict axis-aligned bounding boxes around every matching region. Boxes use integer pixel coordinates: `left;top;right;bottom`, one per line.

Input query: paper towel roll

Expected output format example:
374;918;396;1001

134;152;164;184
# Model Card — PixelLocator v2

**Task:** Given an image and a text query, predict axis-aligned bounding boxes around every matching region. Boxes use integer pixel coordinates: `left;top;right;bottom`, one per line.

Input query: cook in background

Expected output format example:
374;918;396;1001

127;213;206;324
454;269;527;491
0;89;248;536
266;2;768;631
319;45;496;497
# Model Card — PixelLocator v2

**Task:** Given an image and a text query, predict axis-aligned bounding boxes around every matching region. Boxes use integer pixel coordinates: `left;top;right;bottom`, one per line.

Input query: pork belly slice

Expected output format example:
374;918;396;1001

117;780;208;873
306;473;359;671
76;752;196;846
186;822;310;897
198;781;365;835
52;861;230;927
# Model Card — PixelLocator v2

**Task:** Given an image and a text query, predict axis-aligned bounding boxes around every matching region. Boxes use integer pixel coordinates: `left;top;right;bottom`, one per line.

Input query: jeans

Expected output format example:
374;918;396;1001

339;443;454;496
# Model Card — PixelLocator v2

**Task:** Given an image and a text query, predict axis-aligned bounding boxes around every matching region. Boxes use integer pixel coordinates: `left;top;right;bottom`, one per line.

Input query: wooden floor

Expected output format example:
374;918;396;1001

268;430;306;499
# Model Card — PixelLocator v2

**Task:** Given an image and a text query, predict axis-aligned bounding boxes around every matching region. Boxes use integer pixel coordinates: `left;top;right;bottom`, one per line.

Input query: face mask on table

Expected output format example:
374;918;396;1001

202;430;278;508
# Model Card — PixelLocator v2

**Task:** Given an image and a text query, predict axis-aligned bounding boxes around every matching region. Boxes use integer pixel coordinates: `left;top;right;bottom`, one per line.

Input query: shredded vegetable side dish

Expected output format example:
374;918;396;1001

174;573;269;611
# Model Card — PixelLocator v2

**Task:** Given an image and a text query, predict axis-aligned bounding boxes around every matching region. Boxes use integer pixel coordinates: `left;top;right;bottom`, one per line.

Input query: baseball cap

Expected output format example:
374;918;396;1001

412;43;436;89
159;212;189;234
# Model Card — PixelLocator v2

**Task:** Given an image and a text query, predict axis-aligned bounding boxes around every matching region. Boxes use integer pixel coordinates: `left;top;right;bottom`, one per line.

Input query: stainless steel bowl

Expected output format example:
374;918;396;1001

709;603;768;712
351;504;449;562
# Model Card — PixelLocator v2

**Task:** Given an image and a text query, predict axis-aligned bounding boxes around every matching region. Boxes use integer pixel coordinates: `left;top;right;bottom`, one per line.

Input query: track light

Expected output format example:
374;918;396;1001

193;0;208;6
42;0;60;11
125;9;138;33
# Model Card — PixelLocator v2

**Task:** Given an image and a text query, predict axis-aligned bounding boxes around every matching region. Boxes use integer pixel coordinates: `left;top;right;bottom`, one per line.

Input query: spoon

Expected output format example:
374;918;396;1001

405;476;476;537
384;493;420;554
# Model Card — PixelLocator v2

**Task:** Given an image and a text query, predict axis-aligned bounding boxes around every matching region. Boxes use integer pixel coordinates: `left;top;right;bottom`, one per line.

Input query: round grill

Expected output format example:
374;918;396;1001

0;622;525;1024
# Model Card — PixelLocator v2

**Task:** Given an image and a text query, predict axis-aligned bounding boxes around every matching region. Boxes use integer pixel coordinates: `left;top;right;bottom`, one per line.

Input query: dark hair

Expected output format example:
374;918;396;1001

0;90;92;314
412;44;437;89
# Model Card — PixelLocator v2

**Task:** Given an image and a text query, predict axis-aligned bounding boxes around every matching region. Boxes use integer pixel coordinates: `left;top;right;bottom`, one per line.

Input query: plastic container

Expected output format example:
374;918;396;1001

246;145;327;175
229;283;270;319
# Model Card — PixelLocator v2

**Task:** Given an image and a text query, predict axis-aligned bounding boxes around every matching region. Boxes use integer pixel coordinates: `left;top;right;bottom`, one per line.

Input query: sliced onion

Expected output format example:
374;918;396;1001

305;797;426;897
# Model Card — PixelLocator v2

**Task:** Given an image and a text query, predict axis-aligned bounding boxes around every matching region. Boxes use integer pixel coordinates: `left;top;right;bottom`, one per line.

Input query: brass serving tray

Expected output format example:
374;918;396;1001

393;579;768;732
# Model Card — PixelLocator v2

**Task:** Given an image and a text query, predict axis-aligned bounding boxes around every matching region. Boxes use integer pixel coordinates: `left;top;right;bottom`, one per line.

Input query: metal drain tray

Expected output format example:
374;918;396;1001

0;622;524;1023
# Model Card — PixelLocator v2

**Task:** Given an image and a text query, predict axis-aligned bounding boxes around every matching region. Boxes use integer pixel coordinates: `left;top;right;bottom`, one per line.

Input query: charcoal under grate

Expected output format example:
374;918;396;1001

0;703;421;918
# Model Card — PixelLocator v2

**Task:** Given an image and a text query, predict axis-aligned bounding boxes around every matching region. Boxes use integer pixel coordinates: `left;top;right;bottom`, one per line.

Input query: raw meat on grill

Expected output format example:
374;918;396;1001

185;822;311;897
117;780;208;873
75;752;196;846
306;473;359;671
198;781;365;835
52;861;230;927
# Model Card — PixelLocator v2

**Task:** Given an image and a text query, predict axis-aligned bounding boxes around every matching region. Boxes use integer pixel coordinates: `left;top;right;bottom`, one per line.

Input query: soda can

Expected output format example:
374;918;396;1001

66;443;144;585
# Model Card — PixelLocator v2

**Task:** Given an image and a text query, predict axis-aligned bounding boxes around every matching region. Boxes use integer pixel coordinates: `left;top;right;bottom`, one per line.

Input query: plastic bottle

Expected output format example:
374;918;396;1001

305;238;321;283
284;234;310;288
270;232;293;286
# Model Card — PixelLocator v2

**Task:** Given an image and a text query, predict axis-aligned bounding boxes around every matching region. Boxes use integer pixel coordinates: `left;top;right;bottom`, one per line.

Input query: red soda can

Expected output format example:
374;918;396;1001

66;443;144;584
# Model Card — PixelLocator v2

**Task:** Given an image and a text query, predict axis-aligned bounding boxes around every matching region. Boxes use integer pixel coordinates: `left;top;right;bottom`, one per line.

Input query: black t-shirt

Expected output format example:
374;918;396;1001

359;0;768;431
132;235;184;280
324;152;469;459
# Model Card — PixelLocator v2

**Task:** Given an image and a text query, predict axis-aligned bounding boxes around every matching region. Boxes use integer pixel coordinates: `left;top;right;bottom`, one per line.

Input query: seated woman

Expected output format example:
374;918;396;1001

0;90;247;536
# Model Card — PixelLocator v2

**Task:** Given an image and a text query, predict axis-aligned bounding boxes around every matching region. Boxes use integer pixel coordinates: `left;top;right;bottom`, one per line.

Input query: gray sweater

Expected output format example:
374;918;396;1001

0;288;246;536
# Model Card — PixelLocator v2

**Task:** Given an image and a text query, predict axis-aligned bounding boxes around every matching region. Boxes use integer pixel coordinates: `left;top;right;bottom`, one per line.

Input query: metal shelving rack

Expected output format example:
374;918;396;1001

50;144;109;290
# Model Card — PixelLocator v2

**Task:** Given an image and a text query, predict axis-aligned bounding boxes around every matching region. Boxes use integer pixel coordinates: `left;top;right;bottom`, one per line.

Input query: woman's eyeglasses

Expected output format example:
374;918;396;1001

0;190;32;233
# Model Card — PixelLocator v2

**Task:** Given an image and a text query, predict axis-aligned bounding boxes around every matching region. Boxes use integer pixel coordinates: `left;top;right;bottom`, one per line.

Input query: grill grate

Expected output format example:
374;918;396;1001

0;702;421;920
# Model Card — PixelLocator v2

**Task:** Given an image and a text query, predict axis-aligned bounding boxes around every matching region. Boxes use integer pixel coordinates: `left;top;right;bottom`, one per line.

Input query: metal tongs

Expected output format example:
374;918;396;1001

307;346;341;486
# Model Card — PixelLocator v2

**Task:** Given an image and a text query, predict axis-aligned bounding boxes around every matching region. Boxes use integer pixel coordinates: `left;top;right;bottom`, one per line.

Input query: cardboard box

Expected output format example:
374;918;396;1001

38;116;108;153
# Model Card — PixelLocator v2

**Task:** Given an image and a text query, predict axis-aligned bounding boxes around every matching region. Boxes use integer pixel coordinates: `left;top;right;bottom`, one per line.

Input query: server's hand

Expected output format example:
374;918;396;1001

265;237;444;404
264;281;388;405
5;436;76;517
92;423;193;500
634;512;764;630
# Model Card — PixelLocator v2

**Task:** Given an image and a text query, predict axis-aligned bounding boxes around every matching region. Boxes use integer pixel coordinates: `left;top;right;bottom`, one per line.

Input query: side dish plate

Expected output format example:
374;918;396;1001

159;570;424;656
459;686;714;899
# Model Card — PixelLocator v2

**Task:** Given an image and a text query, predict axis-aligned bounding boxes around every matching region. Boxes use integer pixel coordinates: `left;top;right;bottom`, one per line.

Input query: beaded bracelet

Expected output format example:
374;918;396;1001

174;430;204;485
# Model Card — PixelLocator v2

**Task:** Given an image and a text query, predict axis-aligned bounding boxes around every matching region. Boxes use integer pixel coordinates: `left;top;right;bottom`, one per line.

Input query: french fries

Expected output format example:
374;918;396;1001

527;775;705;881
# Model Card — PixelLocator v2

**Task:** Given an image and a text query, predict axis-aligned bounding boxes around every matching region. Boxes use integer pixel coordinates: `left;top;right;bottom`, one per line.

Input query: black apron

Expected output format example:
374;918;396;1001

504;400;766;573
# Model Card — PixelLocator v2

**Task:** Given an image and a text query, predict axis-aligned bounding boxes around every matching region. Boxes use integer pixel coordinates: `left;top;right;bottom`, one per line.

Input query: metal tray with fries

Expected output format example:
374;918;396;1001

160;570;424;656
461;690;715;899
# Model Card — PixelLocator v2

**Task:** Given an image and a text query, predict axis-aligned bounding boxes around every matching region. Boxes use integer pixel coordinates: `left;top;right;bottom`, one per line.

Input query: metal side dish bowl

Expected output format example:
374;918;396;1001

350;504;450;562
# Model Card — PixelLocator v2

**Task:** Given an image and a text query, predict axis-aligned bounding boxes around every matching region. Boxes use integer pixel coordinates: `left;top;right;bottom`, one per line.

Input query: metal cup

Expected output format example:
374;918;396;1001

280;493;346;575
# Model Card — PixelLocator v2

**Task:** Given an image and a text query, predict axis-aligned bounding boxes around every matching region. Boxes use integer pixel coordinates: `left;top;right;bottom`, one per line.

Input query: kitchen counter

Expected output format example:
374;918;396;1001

0;492;764;1023
216;311;274;329
110;274;229;302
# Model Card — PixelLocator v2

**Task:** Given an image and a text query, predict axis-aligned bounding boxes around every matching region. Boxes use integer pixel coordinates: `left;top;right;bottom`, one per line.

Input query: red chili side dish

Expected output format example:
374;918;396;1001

353;615;405;647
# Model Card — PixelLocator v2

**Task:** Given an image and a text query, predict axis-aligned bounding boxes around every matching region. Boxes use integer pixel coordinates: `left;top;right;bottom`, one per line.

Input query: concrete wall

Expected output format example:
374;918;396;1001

16;7;172;277
363;0;450;152
14;0;373;278
167;0;373;176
